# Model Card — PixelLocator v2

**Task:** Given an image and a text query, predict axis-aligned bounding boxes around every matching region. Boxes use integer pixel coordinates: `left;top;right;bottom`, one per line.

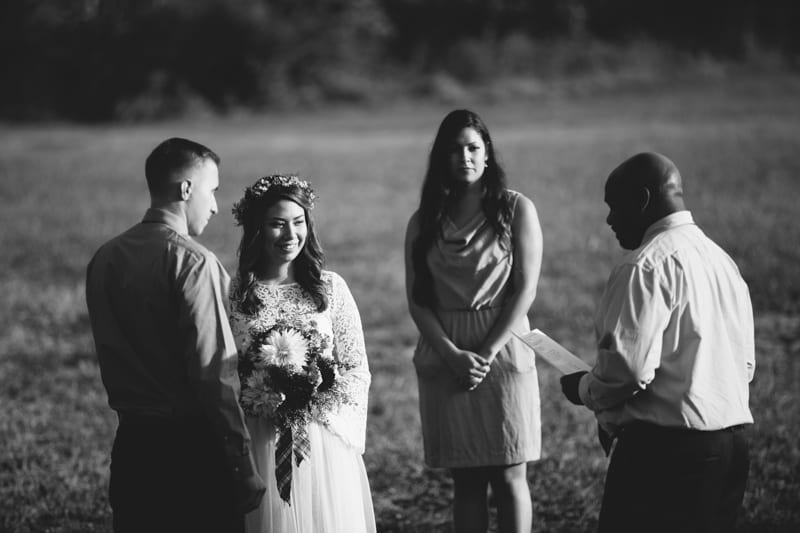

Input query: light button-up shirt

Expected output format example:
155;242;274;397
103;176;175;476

579;211;755;434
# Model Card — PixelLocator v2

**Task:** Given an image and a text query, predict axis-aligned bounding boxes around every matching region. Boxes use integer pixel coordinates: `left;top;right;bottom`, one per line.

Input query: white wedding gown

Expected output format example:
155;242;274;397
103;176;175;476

230;271;376;533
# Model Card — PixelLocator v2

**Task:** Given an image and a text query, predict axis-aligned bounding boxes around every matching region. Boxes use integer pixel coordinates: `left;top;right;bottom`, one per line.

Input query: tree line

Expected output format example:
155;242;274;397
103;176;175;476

2;0;797;121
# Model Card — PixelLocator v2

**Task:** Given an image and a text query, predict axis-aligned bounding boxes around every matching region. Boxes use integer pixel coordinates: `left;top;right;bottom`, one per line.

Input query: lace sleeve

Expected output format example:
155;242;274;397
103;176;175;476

317;271;371;453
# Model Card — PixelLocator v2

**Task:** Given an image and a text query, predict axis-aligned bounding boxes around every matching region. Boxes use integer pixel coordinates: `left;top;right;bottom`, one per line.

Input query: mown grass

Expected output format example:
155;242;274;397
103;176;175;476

1;75;799;532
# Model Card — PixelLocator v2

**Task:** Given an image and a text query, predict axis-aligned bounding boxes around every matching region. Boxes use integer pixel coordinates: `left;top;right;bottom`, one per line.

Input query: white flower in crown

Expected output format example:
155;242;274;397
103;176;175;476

260;328;309;369
232;173;317;226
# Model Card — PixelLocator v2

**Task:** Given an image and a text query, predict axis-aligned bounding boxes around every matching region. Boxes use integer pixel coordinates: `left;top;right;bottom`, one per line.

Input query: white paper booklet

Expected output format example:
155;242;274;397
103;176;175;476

515;329;592;374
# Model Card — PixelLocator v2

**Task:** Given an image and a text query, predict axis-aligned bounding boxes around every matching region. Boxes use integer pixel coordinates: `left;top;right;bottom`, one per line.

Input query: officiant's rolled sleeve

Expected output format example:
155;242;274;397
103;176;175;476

583;212;754;433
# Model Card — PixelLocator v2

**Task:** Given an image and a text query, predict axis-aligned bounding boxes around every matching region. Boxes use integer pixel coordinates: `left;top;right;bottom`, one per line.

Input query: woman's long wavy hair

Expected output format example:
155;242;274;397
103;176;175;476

411;109;513;308
233;183;327;315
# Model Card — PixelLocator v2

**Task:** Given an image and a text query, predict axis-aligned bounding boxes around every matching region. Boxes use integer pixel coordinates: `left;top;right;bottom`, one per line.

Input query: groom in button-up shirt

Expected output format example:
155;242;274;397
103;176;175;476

561;152;754;533
86;138;265;532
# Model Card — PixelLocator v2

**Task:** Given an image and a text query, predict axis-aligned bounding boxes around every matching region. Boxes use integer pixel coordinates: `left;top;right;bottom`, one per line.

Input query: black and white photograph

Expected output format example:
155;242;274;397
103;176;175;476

1;1;798;532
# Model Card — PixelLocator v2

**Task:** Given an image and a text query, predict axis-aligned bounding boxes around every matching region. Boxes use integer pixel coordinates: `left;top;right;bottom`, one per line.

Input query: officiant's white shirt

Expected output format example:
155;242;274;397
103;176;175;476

579;211;755;435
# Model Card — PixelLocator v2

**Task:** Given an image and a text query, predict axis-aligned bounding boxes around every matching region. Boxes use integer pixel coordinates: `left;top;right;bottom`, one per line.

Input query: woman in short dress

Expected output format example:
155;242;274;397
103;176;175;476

404;109;543;533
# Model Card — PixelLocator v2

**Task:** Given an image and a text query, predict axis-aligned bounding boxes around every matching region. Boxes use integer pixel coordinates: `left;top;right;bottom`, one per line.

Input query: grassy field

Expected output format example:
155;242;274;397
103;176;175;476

1;76;799;532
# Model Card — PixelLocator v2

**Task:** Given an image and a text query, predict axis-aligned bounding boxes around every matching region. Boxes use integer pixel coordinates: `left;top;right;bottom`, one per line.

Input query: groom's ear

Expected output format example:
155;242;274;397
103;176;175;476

180;180;193;201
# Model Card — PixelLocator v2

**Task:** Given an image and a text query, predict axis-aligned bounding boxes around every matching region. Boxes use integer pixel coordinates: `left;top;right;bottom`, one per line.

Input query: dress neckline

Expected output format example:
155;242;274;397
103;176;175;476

445;210;485;233
255;280;299;288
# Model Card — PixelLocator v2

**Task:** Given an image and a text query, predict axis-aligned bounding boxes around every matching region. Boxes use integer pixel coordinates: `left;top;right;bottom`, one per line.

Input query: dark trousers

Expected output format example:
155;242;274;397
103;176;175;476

598;422;749;533
109;415;243;533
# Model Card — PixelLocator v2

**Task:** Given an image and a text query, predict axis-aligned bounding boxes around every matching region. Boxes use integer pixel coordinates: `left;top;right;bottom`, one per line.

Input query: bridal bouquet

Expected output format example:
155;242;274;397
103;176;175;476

238;318;348;503
239;318;341;424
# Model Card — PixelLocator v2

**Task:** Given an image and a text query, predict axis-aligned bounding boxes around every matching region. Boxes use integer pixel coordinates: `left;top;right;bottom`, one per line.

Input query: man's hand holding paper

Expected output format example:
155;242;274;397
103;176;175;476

514;329;591;374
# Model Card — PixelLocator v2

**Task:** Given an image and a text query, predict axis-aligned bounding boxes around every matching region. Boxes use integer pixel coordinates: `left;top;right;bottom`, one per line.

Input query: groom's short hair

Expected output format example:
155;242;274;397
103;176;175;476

145;137;220;195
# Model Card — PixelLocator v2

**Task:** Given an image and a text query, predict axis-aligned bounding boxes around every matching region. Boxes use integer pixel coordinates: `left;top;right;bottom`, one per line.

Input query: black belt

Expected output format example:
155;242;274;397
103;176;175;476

118;412;206;427
622;421;747;436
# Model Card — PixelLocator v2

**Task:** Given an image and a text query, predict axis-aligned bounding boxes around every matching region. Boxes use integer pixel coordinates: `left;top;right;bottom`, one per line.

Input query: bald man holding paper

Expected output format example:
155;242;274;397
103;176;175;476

560;152;755;533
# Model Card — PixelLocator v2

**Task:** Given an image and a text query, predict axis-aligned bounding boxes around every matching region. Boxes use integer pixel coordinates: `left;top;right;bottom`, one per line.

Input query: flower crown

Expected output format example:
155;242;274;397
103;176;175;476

232;174;317;225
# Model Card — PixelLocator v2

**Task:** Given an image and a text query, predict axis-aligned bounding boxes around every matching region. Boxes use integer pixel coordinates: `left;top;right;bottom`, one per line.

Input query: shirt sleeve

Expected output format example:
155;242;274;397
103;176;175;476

317;272;371;453
178;253;257;480
741;282;756;383
579;262;673;412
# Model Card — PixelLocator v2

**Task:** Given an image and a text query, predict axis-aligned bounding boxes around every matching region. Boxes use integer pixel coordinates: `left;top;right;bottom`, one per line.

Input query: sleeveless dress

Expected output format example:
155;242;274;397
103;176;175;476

230;271;376;533
414;191;542;468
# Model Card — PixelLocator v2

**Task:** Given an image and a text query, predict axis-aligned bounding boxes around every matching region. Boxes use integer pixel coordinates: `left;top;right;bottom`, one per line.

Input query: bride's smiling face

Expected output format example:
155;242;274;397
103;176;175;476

261;199;308;268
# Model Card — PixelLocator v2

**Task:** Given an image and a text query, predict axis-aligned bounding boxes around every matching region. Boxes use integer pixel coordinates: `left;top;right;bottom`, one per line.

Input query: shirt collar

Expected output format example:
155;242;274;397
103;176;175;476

641;210;694;244
142;207;189;236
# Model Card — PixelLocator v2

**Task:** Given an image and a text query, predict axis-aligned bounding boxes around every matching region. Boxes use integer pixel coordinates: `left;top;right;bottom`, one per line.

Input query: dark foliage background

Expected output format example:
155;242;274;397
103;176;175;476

2;0;798;121
2;3;799;531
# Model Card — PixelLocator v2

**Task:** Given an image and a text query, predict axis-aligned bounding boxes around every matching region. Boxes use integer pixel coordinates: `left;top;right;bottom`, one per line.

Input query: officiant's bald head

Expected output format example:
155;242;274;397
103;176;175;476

604;152;686;250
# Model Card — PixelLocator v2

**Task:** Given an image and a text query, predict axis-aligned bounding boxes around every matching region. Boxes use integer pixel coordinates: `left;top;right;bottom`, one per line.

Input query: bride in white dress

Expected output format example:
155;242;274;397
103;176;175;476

229;174;376;533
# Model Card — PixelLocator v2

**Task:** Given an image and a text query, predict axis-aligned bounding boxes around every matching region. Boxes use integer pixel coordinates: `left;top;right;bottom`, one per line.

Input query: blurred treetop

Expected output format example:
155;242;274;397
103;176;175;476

1;0;797;120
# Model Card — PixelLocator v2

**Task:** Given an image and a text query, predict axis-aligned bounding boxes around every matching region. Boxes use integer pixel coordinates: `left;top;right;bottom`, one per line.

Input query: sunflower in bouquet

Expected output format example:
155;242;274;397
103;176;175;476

238;318;346;502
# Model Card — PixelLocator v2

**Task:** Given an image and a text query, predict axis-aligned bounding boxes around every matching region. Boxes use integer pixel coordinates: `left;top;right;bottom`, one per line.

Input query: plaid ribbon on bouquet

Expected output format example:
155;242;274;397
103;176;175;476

274;424;311;504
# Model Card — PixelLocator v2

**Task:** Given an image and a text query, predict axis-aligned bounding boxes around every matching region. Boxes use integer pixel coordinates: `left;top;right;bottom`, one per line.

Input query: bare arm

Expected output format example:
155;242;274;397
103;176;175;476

404;212;489;387
404;212;458;358
479;194;543;361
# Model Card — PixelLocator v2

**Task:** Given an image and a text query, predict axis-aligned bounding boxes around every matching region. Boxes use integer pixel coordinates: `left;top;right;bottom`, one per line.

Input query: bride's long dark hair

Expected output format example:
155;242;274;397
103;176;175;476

232;176;327;315
411;109;513;308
